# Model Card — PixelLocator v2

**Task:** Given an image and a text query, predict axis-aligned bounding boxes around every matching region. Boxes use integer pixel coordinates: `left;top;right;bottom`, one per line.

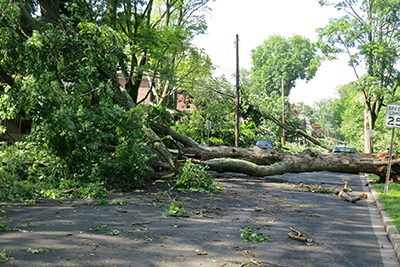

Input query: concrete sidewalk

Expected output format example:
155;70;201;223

363;173;400;265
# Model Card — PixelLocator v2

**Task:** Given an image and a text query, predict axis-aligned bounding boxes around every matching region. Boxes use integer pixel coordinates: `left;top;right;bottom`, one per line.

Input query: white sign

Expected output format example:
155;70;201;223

385;104;400;128
206;120;212;129
369;129;374;138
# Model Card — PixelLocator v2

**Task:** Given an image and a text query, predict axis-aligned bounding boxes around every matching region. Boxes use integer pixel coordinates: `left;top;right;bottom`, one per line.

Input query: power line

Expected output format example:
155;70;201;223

118;70;236;90
123;37;239;75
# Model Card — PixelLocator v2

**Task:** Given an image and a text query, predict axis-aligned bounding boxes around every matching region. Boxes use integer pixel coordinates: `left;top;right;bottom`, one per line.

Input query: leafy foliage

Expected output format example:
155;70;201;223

0;3;156;199
172;76;241;147
0;217;8;232
318;0;400;152
316;82;399;153
173;159;223;192
162;203;189;217
0;248;11;261
251;35;320;96
0;142;109;200
238;227;268;243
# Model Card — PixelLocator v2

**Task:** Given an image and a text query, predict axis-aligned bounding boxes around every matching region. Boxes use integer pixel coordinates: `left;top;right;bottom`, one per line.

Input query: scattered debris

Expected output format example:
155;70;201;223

287;227;314;245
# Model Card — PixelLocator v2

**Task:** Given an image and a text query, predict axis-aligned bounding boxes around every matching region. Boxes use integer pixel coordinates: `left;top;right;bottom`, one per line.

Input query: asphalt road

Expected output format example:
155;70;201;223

0;171;399;267
274;171;399;267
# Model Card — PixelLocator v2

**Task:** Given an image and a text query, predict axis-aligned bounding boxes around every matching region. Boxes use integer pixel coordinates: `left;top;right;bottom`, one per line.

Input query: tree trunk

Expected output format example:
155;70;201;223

150;124;398;182
266;114;333;151
364;106;373;153
195;148;395;179
38;0;60;23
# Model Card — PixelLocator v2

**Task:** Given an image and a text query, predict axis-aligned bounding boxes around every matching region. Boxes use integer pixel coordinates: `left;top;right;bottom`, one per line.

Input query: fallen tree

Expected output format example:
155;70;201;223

149;124;399;183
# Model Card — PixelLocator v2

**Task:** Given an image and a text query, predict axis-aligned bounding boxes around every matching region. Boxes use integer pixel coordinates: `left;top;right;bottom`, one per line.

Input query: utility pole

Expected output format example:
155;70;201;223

235;34;240;147
281;79;285;146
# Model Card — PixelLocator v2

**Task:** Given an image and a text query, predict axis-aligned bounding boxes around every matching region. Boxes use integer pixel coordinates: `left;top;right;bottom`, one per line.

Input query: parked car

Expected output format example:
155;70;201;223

332;145;357;154
256;140;274;149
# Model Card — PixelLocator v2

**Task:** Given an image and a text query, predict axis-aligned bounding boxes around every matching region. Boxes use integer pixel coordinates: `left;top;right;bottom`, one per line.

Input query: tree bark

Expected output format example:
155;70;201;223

150;124;399;182
364;106;373;153
37;0;60;24
196;149;396;179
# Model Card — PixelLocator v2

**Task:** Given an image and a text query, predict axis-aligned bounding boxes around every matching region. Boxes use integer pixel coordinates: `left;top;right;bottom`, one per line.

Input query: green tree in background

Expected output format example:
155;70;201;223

318;0;400;153
251;35;320;96
173;76;240;147
328;82;400;153
106;0;212;105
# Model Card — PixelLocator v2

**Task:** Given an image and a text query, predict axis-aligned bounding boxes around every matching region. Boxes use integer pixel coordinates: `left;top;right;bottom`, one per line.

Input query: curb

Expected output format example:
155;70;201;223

363;173;400;263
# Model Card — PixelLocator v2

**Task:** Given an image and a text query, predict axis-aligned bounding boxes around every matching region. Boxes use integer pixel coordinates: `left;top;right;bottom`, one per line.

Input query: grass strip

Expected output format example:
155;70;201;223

369;174;400;232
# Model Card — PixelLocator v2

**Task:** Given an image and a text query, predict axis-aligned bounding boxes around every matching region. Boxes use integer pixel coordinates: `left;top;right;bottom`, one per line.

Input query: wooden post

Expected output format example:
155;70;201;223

281;79;285;146
235;34;240;147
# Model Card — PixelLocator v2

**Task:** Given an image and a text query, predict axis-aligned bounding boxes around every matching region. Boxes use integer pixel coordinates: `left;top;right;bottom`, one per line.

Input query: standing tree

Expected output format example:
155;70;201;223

248;35;321;147
250;35;321;96
318;0;400;153
111;0;213;105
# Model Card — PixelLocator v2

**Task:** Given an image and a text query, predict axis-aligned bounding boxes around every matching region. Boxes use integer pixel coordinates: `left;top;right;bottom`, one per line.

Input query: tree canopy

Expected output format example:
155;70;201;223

318;0;400;152
250;35;320;96
0;0;213;199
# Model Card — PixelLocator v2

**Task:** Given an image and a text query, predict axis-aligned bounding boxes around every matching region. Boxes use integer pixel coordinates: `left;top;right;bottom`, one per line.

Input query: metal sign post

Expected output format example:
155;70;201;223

206;120;211;147
384;103;400;194
385;128;395;194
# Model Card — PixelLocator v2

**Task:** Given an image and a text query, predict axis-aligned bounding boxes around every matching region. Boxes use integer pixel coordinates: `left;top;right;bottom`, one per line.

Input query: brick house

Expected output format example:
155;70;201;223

0;77;192;143
117;75;153;105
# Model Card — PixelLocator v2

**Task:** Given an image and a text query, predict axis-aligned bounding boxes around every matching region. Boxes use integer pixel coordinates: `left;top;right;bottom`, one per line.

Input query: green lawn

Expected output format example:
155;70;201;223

369;174;400;232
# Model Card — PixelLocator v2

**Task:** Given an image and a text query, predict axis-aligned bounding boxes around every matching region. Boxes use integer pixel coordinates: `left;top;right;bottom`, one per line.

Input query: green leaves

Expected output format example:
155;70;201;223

172;159;224;192
318;0;400;152
251;35;320;96
162;203;189;217
238;228;268;243
26;248;51;254
0;0;216;201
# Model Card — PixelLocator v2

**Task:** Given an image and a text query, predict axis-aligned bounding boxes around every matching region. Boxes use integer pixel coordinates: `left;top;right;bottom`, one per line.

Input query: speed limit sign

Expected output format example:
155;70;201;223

384;103;400;194
385;104;400;128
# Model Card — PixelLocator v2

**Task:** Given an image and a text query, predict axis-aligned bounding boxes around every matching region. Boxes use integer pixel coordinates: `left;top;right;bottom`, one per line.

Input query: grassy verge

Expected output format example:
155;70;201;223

368;174;400;232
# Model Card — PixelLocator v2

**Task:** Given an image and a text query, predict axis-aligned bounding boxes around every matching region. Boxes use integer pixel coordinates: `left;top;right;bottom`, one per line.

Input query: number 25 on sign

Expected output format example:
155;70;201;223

384;104;400;194
385;104;400;128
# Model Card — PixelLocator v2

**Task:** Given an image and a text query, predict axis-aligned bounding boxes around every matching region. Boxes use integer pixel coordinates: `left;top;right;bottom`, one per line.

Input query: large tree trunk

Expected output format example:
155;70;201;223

364;106;373;154
197;148;394;180
150;124;398;182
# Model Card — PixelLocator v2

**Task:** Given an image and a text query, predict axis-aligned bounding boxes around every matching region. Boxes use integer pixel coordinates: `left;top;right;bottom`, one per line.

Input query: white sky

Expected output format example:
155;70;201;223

193;0;357;106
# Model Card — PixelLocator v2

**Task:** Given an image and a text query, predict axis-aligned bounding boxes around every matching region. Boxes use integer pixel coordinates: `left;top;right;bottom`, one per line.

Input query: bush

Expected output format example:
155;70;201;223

172;159;223;192
0;142;110;200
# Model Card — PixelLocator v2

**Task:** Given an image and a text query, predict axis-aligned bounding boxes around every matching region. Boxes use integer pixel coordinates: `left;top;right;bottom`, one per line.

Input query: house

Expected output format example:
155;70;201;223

117;74;194;112
0;76;191;143
176;92;195;112
117;75;153;105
